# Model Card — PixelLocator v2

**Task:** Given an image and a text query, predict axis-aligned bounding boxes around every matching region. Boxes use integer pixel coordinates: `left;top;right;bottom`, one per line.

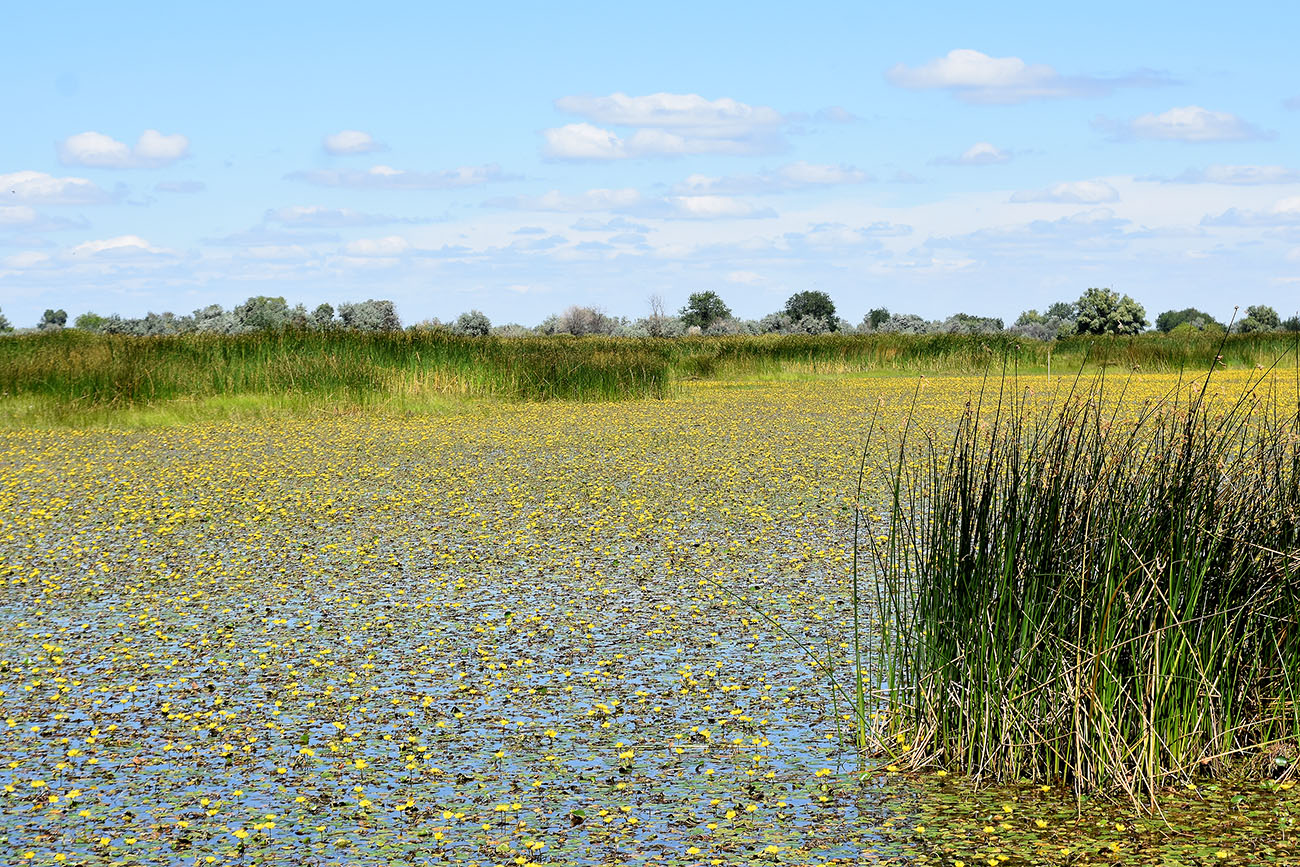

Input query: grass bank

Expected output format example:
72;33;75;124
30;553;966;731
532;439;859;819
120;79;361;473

3;329;1297;424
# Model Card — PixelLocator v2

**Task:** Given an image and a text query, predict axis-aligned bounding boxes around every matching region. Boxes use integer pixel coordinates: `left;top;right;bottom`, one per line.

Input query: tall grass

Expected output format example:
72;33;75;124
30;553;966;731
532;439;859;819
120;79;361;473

866;355;1300;797
2;329;1296;417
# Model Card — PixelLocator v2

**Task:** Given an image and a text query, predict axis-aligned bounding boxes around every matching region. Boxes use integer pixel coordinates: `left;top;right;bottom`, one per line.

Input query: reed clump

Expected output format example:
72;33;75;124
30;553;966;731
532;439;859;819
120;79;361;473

869;363;1300;796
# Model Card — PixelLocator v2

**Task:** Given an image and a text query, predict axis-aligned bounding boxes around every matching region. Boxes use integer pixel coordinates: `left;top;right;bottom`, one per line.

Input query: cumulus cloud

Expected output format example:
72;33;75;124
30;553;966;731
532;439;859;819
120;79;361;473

265;205;431;227
154;180;206;194
485;188;773;220
3;251;51;269
1095;106;1272;142
932;142;1011;166
0;205;88;232
886;49;1171;104
1202;197;1300;227
484;188;645;213
923;209;1135;256
67;235;174;258
1142;164;1300;185
674;161;872;195
782;222;902;249
570;216;650;233
543;123;627;159
0;206;39;227
555;92;784;135
543;124;780;159
1;170;118;205
1010;180;1120;204
344;236;411;257
663;196;776;220
59;130;190;168
202;225;339;247
323;130;386;155
286;163;511;190
544;92;787;159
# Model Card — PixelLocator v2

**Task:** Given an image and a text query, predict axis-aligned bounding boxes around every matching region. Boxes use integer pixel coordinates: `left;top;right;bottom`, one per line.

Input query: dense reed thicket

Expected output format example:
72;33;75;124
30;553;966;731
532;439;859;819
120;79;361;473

1;329;1297;412
869;361;1300;797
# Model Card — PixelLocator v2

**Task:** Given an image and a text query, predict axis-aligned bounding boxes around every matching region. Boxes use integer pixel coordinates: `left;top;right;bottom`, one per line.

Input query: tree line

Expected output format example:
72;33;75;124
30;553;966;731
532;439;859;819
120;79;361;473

3;288;1295;338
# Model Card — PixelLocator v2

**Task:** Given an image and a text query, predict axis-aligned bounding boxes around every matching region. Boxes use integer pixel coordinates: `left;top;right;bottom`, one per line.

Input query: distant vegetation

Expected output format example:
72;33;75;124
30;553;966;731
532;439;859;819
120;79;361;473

5;288;1296;341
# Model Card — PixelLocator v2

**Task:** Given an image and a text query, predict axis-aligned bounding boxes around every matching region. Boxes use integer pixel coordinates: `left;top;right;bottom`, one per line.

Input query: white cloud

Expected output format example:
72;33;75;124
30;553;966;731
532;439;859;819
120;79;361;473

265;205;429;227
926;208;1133;252
155;180;206;194
1010;180;1120;204
886;49;1171;104
726;270;763;284
1146;164;1300;185
932;142;1011;166
542;124;780;159
570;216;649;233
543;123;627;159
1202;196;1300;227
785;222;891;249
485;188;773;220
286;164;510;190
664;196;776;220
1097;106;1271;142
554;92;784;136
344;236;411;257
323;130;386;155
3;251;51;269
485;188;645;213
1;170;117;205
68;235;173;258
0;205;38;227
59;130;190;168
676;161;872;195
545;91;787;159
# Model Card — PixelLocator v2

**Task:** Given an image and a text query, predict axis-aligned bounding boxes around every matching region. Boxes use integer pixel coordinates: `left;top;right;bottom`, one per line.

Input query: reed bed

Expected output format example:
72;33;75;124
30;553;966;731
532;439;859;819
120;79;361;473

2;330;1296;415
866;357;1300;797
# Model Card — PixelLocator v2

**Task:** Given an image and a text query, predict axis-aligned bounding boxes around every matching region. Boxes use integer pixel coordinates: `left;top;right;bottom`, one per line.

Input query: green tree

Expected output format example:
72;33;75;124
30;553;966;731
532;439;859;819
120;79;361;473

868;307;891;330
39;309;68;331
783;291;837;328
679;292;732;330
0;307;11;332
233;296;291;331
453;309;492;336
1046;301;1077;321
74;312;108;331
1236;305;1281;333
1074;288;1147;335
1156;307;1222;333
311;303;336;329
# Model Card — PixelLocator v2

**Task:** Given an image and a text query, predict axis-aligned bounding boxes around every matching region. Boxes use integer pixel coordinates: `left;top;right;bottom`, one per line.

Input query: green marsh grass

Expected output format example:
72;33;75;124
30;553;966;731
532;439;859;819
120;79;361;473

3;329;1298;424
865;356;1300;799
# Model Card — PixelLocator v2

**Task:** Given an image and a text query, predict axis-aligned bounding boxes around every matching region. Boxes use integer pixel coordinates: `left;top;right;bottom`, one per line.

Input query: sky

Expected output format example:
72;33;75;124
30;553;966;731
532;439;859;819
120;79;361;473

2;0;1299;329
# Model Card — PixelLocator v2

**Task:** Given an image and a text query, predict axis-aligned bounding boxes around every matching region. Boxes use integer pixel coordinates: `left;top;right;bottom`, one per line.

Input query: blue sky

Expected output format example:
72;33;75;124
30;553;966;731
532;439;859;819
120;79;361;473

2;0;1298;328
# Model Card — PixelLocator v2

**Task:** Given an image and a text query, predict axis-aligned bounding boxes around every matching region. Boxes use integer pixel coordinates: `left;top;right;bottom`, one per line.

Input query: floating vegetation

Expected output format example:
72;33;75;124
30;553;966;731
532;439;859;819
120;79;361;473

0;374;1294;864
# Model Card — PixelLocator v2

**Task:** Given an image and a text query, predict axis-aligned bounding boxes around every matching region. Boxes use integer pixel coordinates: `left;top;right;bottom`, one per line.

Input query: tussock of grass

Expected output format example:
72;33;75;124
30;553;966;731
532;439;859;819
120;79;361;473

867;357;1300;798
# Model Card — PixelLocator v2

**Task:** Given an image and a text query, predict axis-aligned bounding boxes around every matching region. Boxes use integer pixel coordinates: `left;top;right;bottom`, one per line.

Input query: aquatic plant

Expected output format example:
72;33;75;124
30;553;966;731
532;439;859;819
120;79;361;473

869;351;1300;798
